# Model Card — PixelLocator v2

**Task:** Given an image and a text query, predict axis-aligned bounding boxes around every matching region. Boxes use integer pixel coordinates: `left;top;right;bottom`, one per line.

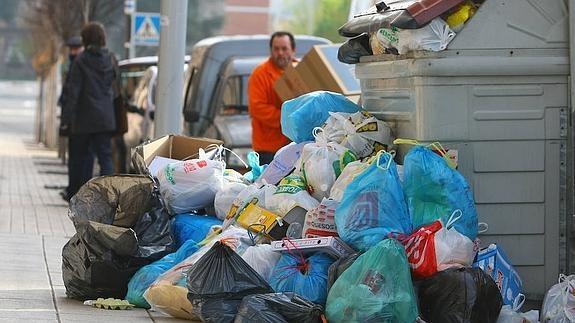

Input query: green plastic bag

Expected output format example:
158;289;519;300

326;239;418;323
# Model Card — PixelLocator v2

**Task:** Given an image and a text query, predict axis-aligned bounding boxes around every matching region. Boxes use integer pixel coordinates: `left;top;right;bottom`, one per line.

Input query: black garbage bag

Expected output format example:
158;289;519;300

338;34;373;64
327;253;360;289
62;175;175;300
235;292;323;323
186;241;273;323
417;267;503;323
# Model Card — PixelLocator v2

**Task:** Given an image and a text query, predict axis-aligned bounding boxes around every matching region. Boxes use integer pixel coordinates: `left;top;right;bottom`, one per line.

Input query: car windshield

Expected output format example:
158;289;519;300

219;75;249;115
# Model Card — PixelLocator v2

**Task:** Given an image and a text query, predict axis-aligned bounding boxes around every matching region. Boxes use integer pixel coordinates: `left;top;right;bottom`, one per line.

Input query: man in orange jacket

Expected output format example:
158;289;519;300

248;31;296;164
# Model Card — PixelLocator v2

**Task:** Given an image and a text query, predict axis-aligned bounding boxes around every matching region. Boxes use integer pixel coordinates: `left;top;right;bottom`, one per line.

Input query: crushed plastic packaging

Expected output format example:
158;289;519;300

171;213;222;248
269;250;335;306
186;241;274;323
235;292;324;323
399;140;478;241
302;197;340;238
540;274;575;323
326;239;419;323
335;151;412;252
473;243;523;306
222;184;277;230
281;91;360;143
417;267;503;323
83;298;134;310
126;239;200;309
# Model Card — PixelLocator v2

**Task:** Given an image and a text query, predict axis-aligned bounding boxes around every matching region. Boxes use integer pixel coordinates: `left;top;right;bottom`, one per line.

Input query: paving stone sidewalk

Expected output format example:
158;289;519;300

0;81;188;322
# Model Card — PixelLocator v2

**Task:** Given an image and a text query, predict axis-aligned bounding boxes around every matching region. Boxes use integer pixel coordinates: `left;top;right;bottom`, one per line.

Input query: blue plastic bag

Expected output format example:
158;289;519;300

281;91;359;143
401;143;478;240
335;151;412;252
473;244;523;306
126;239;200;308
171;214;222;248
269;251;335;305
244;151;268;183
326;239;419;323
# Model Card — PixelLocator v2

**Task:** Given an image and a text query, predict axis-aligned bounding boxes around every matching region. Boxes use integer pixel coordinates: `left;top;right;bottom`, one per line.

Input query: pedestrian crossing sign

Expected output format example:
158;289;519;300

132;12;161;46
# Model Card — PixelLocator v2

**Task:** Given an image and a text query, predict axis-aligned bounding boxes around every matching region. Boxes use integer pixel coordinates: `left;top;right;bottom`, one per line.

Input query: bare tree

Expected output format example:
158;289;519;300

22;0;122;76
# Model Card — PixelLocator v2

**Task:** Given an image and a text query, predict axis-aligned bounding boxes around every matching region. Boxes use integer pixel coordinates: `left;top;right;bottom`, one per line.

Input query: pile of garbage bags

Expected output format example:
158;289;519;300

62;91;559;322
338;0;481;63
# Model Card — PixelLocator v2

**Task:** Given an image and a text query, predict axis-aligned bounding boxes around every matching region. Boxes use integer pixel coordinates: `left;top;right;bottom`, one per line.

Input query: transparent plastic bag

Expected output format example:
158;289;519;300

322;111;394;158
541;274;575;323
156;156;225;215
335;151;412;252
326;239;419;323
375;18;456;54
497;294;540;323
300;130;357;201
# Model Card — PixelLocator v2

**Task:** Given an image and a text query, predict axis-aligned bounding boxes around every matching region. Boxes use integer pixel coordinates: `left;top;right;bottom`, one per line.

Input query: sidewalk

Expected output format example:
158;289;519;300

0;81;188;322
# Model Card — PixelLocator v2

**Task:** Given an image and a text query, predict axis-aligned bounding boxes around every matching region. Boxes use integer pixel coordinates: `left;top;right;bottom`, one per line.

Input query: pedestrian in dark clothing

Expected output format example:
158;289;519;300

59;35;94;202
61;22;117;200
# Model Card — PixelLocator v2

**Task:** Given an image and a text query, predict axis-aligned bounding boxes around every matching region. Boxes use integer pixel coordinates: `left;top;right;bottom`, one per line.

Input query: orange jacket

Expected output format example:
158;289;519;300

248;58;290;153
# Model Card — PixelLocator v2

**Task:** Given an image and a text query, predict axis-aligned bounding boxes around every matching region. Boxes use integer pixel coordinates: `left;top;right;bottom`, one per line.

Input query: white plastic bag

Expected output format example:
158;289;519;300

266;175;320;217
497;294;540;323
259;142;309;185
156;152;225;214
300;130;357;201
434;210;476;271
329;160;369;202
375;18;456;55
322;111;394;158
241;244;281;282
214;182;247;220
302;197;339;238
541;274;575;323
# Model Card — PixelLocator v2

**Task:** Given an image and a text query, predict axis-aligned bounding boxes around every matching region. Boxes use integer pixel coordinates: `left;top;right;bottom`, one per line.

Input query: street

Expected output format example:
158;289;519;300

0;80;190;322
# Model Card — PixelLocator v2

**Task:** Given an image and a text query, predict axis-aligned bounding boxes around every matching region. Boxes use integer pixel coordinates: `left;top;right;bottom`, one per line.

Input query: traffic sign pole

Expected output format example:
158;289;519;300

154;0;188;137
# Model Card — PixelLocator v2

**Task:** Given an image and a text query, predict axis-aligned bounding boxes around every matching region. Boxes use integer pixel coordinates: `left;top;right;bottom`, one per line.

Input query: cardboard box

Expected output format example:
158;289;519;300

132;134;222;174
270;236;356;259
274;44;361;101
